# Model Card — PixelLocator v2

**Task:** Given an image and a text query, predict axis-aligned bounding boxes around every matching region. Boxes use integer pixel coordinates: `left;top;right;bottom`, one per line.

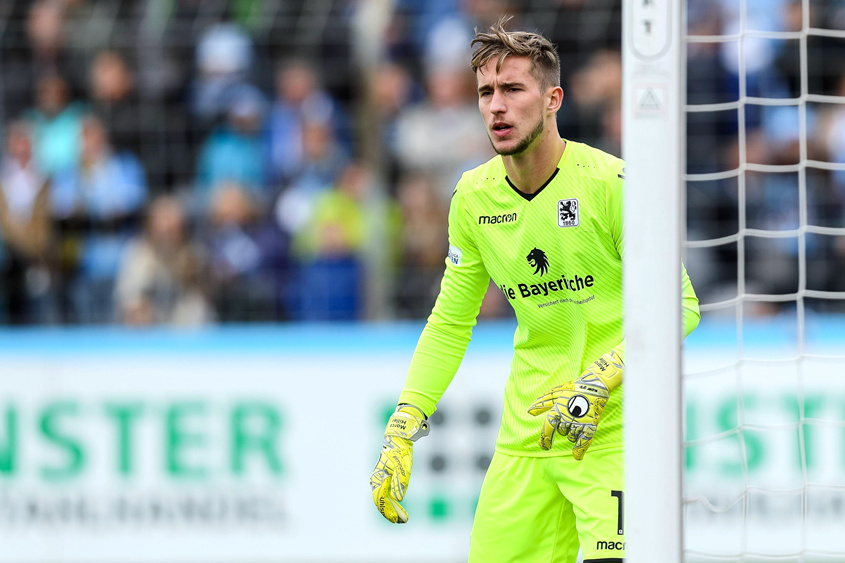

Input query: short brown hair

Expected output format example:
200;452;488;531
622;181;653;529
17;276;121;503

470;15;561;90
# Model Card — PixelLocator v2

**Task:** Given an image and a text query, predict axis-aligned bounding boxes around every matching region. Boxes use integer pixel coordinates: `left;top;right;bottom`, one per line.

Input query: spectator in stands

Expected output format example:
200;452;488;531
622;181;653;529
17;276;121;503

292;162;372;321
0;0;84;119
265;58;350;188
568;49;622;152
686;3;735;176
88;48;171;196
114;195;212;327
195;84;268;208
366;62;417;185
203;182;290;322
523;0;622;143
0;120;53;324
191;22;254;122
418;0;512;72
394;60;491;202
88;51;142;168
393;172;447;318
51;114;148;324
26;73;86;176
273;115;349;237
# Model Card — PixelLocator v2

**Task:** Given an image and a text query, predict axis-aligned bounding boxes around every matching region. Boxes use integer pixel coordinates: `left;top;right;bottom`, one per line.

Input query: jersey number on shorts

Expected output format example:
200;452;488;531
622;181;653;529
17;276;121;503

611;490;624;535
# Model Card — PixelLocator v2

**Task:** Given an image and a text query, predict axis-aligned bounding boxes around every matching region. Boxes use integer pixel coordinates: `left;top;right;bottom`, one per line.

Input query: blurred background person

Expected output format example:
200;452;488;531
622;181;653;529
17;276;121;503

194;84;268;209
393;171;447;318
87;48;171;195
394;60;492;203
202;181;290;323
273;114;349;240
265;58;351;190
290;161;378;321
51;114;148;324
26;72;86;177
523;0;622;144
190;21;255;124
0;120;53;324
365;61;416;185
114;194;211;327
568;49;622;154
1;0;85;120
88;50;140;159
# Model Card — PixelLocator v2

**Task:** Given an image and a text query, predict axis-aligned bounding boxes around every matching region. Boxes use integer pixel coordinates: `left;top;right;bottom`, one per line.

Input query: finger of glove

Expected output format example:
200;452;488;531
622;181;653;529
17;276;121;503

594;397;608;417
572;431;594;461
556;417;572;438
528;395;554;416
567;422;583;444
372;473;408;523
528;386;568;416
539;412;562;450
387;449;412;502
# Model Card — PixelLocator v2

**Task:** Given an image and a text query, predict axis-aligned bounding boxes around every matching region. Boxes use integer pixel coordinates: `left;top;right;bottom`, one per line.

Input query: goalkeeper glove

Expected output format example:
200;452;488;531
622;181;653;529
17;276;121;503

528;350;623;459
370;404;430;523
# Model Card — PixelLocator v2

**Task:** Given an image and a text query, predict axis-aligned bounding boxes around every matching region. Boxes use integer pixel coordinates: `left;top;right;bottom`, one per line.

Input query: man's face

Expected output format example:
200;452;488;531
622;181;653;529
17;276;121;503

477;56;547;156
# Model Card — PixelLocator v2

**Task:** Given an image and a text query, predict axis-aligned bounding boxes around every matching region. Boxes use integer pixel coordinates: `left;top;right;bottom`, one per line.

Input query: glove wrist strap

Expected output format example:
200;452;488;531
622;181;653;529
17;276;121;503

387;404;431;442
591;350;624;392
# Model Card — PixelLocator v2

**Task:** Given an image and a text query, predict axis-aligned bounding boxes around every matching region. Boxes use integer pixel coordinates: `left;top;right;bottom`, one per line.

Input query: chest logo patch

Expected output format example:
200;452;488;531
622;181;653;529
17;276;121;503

558;198;579;227
526;247;549;276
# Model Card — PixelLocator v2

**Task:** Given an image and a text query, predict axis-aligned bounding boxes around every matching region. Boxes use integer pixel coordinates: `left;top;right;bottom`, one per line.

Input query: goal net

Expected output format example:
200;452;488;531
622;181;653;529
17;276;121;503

624;1;845;562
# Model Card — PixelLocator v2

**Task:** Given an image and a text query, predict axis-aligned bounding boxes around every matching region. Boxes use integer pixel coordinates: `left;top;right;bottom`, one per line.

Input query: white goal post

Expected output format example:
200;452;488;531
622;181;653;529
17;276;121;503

622;1;686;562
622;1;845;561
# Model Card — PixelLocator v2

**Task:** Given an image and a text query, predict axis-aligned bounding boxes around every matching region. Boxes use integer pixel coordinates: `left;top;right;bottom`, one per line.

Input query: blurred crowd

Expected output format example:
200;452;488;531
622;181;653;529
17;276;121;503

1;0;843;326
686;0;845;314
0;0;623;325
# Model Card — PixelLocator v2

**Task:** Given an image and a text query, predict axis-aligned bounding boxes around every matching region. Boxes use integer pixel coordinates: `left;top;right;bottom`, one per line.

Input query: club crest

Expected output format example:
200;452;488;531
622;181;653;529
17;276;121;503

558;198;579;227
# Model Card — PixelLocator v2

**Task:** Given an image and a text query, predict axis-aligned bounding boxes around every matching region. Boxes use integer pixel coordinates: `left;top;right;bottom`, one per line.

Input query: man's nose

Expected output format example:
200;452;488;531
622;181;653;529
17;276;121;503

489;90;506;113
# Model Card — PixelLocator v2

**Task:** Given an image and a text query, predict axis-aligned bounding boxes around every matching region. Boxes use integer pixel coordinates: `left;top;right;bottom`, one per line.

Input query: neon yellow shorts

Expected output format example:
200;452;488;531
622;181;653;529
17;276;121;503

468;446;625;563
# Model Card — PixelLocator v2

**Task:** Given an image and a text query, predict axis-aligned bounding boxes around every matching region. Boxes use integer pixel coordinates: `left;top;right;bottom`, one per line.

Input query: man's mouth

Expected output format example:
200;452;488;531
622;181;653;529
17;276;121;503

492;122;513;137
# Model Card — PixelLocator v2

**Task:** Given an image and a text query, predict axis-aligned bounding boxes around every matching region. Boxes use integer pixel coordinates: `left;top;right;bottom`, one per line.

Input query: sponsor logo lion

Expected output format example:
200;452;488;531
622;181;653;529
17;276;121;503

526;247;549;276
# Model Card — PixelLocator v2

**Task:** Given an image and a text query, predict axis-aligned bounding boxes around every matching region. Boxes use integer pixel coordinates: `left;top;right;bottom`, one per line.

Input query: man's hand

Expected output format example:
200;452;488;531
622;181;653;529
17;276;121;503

528;351;623;459
370;404;430;523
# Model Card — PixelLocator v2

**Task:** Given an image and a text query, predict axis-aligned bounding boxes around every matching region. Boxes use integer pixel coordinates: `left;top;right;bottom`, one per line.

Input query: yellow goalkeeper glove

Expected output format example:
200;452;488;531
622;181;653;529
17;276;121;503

370;404;430;523
528;350;623;459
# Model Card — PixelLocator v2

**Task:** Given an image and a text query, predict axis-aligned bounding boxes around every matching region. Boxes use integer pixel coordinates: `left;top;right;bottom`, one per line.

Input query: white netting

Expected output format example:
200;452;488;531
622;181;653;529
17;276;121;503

683;1;845;561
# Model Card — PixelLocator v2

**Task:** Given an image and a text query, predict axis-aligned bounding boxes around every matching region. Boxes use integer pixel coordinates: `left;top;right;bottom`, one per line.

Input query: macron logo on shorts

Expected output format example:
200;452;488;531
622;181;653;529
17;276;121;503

595;540;626;551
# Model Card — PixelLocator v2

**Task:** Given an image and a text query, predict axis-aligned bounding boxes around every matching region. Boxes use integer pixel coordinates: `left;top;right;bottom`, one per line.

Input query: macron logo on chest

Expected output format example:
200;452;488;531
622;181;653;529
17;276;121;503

558;199;579;227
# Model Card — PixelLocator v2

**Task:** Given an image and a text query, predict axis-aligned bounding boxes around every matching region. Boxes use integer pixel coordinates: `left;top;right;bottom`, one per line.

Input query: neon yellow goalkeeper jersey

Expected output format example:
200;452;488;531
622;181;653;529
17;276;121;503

399;140;700;456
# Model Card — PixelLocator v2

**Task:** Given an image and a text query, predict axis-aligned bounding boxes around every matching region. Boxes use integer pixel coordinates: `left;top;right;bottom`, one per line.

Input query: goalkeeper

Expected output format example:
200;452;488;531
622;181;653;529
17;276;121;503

370;15;700;563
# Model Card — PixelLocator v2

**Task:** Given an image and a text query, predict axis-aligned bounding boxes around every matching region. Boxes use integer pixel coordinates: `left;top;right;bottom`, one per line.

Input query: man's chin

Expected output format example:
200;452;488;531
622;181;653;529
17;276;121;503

490;136;518;156
495;146;520;156
490;122;543;156
493;139;527;157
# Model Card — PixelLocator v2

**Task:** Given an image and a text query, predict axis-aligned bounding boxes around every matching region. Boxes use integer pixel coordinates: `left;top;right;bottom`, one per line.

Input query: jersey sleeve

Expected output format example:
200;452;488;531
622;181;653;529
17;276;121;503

602;163;700;363
397;183;491;416
681;262;701;338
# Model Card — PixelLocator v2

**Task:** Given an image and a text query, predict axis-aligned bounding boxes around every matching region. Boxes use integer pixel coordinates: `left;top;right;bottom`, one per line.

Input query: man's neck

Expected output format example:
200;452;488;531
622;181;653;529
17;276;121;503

502;131;566;194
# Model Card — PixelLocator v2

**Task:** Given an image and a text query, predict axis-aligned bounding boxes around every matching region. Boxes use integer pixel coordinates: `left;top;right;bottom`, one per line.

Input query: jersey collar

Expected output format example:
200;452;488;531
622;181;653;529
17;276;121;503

502;139;572;202
505;168;559;201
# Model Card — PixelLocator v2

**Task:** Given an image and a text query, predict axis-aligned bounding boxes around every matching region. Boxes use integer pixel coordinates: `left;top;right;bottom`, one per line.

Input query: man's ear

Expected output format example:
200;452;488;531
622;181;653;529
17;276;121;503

547;86;564;114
